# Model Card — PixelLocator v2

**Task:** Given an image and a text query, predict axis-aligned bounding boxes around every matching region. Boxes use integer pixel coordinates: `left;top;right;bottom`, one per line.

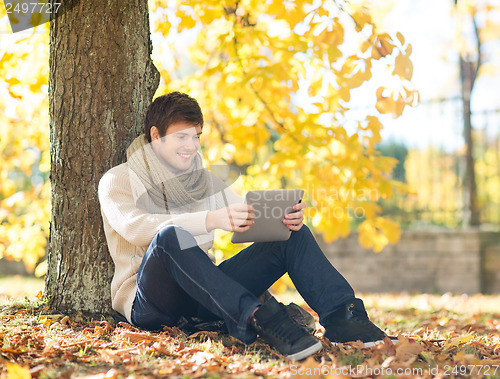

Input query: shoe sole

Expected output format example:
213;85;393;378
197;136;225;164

286;340;323;361
331;337;399;348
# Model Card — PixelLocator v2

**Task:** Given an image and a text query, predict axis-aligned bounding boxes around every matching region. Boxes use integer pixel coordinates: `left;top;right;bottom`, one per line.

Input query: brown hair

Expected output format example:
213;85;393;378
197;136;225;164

144;91;204;143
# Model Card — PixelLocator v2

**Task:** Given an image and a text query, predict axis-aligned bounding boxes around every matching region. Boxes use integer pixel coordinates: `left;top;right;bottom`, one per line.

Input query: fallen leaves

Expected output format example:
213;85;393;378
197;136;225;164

3;363;31;379
395;336;424;361
0;308;291;378
445;334;474;349
1;293;500;378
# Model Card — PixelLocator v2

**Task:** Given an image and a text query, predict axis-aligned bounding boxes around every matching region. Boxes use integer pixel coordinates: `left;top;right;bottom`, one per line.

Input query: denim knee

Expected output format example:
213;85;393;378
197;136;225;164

156;225;197;252
290;224;313;241
284;224;317;259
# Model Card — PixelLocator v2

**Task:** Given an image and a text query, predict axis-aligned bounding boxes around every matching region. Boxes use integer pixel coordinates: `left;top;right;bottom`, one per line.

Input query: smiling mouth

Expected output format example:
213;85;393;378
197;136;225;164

178;153;192;160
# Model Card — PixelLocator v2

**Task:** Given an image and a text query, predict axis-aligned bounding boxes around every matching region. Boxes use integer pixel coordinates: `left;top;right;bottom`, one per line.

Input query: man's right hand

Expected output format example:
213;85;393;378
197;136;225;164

206;204;255;232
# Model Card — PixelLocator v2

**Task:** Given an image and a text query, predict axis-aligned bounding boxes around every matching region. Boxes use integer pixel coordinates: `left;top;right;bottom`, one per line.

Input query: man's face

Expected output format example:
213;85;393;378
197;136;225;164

151;122;202;172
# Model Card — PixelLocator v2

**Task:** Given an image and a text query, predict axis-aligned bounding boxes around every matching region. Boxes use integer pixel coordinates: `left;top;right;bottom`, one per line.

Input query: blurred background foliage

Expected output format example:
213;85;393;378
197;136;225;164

0;21;50;275
1;0;499;282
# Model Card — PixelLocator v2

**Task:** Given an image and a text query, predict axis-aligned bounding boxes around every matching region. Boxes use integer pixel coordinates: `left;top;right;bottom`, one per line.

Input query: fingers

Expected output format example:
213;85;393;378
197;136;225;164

230;211;255;224
284;209;303;221
231;204;256;220
233;223;253;233
227;205;255;231
232;203;255;213
284;220;301;229
231;218;254;233
232;217;255;227
286;221;303;231
283;208;304;230
285;209;303;219
283;201;306;222
293;201;307;211
284;219;303;230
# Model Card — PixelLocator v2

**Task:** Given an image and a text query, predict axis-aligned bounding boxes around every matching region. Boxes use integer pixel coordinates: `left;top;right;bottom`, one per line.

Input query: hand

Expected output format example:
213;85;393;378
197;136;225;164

206;204;255;232
283;201;306;231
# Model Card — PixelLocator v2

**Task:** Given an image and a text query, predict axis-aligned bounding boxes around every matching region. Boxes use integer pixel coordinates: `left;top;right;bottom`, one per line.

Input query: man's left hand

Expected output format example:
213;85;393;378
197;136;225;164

283;201;306;231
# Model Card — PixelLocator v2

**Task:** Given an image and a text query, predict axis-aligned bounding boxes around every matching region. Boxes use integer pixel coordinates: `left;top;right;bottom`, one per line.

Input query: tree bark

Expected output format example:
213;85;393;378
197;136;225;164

46;0;160;317
460;58;480;227
454;0;481;227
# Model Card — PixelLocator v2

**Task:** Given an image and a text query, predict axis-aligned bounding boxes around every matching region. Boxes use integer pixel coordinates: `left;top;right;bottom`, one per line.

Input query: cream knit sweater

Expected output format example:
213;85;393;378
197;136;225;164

98;162;243;323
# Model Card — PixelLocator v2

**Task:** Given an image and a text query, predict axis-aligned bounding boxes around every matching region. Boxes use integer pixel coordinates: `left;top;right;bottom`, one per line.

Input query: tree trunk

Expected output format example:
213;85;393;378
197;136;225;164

46;0;160;318
460;58;480;227
454;0;481;227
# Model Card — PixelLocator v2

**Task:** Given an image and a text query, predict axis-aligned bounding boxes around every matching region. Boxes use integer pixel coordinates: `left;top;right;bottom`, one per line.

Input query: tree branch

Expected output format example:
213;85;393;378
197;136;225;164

472;14;481;85
231;32;300;144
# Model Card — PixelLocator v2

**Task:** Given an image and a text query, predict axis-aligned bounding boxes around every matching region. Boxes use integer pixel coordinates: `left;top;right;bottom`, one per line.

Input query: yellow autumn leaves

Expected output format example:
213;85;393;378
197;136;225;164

1;363;31;379
154;0;420;254
0;24;50;273
1;0;417;272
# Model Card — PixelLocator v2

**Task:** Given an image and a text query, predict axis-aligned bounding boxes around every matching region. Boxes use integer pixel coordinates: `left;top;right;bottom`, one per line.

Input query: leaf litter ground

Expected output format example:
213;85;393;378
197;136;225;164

1;291;500;378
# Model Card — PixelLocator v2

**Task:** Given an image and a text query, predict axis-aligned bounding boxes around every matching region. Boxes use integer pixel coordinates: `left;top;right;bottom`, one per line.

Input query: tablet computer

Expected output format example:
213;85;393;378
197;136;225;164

231;189;304;243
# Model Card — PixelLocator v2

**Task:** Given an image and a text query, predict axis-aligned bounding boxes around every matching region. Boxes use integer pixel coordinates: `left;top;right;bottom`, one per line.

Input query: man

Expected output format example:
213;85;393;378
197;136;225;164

98;91;392;361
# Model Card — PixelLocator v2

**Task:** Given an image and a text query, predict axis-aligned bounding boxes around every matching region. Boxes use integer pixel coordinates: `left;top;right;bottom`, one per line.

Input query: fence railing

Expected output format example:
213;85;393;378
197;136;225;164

379;97;500;229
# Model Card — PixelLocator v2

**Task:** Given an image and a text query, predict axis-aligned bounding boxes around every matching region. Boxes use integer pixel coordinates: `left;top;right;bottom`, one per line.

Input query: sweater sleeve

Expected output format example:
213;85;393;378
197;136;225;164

209;172;244;208
98;165;209;248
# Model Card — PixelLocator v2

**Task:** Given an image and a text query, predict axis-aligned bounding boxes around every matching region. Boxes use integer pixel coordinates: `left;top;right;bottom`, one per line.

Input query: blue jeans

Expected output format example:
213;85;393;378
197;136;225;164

131;224;355;344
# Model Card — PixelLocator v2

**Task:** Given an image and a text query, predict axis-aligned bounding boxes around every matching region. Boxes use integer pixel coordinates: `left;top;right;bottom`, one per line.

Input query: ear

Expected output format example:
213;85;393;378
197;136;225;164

150;126;160;142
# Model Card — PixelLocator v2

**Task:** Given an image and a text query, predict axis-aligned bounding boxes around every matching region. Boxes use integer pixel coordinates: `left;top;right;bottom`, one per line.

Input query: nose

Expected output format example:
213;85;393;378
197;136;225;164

184;137;200;152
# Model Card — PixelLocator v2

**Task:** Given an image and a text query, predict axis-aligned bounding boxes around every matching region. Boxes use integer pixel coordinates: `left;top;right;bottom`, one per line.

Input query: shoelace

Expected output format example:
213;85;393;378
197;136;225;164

263;305;309;343
347;303;369;319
